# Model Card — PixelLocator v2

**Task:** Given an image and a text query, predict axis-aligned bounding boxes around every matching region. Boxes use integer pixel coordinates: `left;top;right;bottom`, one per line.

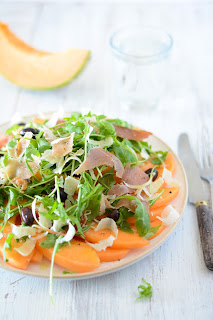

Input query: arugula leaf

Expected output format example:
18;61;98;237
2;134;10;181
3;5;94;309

151;151;168;165
0;193;5;207
25;143;40;160
62;270;76;274
49;236;63;305
149;189;165;207
136;278;152;300
113;142;137;167
144;225;161;239
37;138;51;154
134;199;150;237
116;207;134;233
40;233;57;249
111;195;150;237
6;139;17;150
94;120;116;137
3;233;14;262
106;118;132;128
5;124;20;135
98;168;116;190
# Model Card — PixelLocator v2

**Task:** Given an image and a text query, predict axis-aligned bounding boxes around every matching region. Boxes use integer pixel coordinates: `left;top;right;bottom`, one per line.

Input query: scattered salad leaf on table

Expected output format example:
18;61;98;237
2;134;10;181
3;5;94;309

136;278;152;301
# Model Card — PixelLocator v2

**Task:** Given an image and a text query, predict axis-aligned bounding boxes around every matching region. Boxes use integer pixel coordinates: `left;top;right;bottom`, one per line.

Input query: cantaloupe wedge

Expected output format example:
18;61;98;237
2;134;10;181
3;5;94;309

84;227;149;249
0;236;35;270
96;248;129;262
0;22;90;90
141;152;175;177
36;238;100;273
147;220;166;240
127;206;167;225
31;249;43;263
151;187;179;209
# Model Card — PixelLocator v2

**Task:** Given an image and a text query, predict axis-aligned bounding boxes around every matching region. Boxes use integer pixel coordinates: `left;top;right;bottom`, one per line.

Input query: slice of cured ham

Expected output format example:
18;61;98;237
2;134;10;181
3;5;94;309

122;163;149;185
107;184;135;197
74;148;124;178
113;125;152;141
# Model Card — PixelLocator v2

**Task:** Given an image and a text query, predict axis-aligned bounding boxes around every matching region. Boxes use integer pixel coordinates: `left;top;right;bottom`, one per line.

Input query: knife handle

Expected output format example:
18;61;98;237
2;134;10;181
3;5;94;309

196;201;213;271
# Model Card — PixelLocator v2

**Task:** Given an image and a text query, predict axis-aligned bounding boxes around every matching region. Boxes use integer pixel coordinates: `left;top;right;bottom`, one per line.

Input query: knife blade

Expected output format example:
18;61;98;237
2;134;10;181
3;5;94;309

178;133;207;204
178;133;213;271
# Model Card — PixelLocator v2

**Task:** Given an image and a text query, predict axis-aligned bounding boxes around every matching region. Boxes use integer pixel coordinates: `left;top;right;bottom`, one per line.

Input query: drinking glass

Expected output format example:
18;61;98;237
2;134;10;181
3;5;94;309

110;25;173;111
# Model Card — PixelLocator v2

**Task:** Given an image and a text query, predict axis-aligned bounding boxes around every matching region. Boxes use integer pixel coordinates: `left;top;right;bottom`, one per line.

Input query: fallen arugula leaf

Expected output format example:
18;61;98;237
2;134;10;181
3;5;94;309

136;278;152;301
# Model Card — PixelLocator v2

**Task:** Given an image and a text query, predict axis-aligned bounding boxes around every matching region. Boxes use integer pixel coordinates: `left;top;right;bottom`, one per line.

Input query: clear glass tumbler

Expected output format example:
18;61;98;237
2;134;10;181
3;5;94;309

110;26;173;111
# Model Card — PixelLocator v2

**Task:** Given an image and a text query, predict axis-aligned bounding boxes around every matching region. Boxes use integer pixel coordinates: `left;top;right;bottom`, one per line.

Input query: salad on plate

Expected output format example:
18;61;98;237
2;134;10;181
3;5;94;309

0;112;181;278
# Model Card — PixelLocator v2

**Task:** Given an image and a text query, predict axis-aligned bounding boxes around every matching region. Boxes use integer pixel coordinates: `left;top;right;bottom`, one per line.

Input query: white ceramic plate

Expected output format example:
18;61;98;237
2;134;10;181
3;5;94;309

0;115;188;279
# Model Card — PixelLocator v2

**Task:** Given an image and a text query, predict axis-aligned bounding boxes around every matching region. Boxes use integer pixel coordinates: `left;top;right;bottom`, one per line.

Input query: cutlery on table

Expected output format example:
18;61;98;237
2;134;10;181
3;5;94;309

178;133;213;271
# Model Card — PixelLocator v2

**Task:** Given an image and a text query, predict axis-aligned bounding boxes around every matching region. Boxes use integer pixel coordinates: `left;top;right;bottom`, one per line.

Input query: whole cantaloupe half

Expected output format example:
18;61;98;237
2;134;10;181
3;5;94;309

0;22;90;89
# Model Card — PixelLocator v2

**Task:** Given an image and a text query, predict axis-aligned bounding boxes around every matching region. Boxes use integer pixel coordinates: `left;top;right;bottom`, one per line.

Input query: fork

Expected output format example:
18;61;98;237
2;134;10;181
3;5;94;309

199;125;213;217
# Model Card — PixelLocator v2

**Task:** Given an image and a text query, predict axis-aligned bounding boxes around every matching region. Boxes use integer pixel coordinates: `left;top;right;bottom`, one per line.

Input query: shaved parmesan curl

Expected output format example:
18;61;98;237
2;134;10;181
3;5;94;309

122;163;149;185
73;148;124;178
51;133;75;157
157;205;180;225
14;239;35;256
113;125;152;141
86;218;118;251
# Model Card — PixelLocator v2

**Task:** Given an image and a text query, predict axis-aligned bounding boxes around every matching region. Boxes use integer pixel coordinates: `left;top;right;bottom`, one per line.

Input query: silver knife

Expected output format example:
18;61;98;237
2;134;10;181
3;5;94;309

178;133;213;271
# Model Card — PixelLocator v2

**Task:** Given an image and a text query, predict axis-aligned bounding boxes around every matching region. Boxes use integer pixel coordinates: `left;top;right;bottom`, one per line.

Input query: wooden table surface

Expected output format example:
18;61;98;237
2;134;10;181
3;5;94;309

0;2;213;320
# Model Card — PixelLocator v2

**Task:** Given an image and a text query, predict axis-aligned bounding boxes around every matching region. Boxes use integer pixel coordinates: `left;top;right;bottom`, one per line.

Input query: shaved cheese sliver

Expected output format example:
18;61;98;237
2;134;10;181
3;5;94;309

53;149;84;174
51;218;67;232
87;218;118;251
141;148;150;160
86;235;115;252
157;205;180;225
95;217;118;237
39;214;52;229
43;126;57;142
162;167;173;185
149;177;164;196
51;133;75;157
0;232;3;239
45;106;64;128
12;224;37;238
31;154;41;166
56;220;76;244
64;176;79;196
31;199;52;230
88;136;113;148
41;149;60;164
14;239;35;256
30;231;48;241
99;194;107;215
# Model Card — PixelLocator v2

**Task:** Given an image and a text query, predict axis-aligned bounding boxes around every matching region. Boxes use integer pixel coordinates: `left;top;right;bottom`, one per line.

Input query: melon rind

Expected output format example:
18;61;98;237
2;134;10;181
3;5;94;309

0;22;90;90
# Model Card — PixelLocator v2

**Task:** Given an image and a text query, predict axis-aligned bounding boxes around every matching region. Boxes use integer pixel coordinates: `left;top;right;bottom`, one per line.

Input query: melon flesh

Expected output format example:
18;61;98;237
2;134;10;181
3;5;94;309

0;22;90;89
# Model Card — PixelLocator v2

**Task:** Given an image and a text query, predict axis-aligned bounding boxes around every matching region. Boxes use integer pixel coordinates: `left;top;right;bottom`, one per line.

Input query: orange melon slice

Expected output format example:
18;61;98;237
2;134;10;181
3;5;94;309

0;22;90;90
36;239;100;273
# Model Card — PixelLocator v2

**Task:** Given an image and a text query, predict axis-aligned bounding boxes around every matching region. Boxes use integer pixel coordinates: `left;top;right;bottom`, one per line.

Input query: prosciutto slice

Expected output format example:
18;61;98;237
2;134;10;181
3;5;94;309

122;163;149;185
73;148;124;178
113;125;152;141
107;184;135;197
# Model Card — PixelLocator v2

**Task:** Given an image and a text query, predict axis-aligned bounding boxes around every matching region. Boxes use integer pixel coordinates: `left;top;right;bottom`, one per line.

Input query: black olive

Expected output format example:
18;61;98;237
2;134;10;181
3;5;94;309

73;174;81;178
21;207;34;226
145;168;158;181
18;122;26;126
58;188;68;202
20;127;39;137
107;209;120;222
